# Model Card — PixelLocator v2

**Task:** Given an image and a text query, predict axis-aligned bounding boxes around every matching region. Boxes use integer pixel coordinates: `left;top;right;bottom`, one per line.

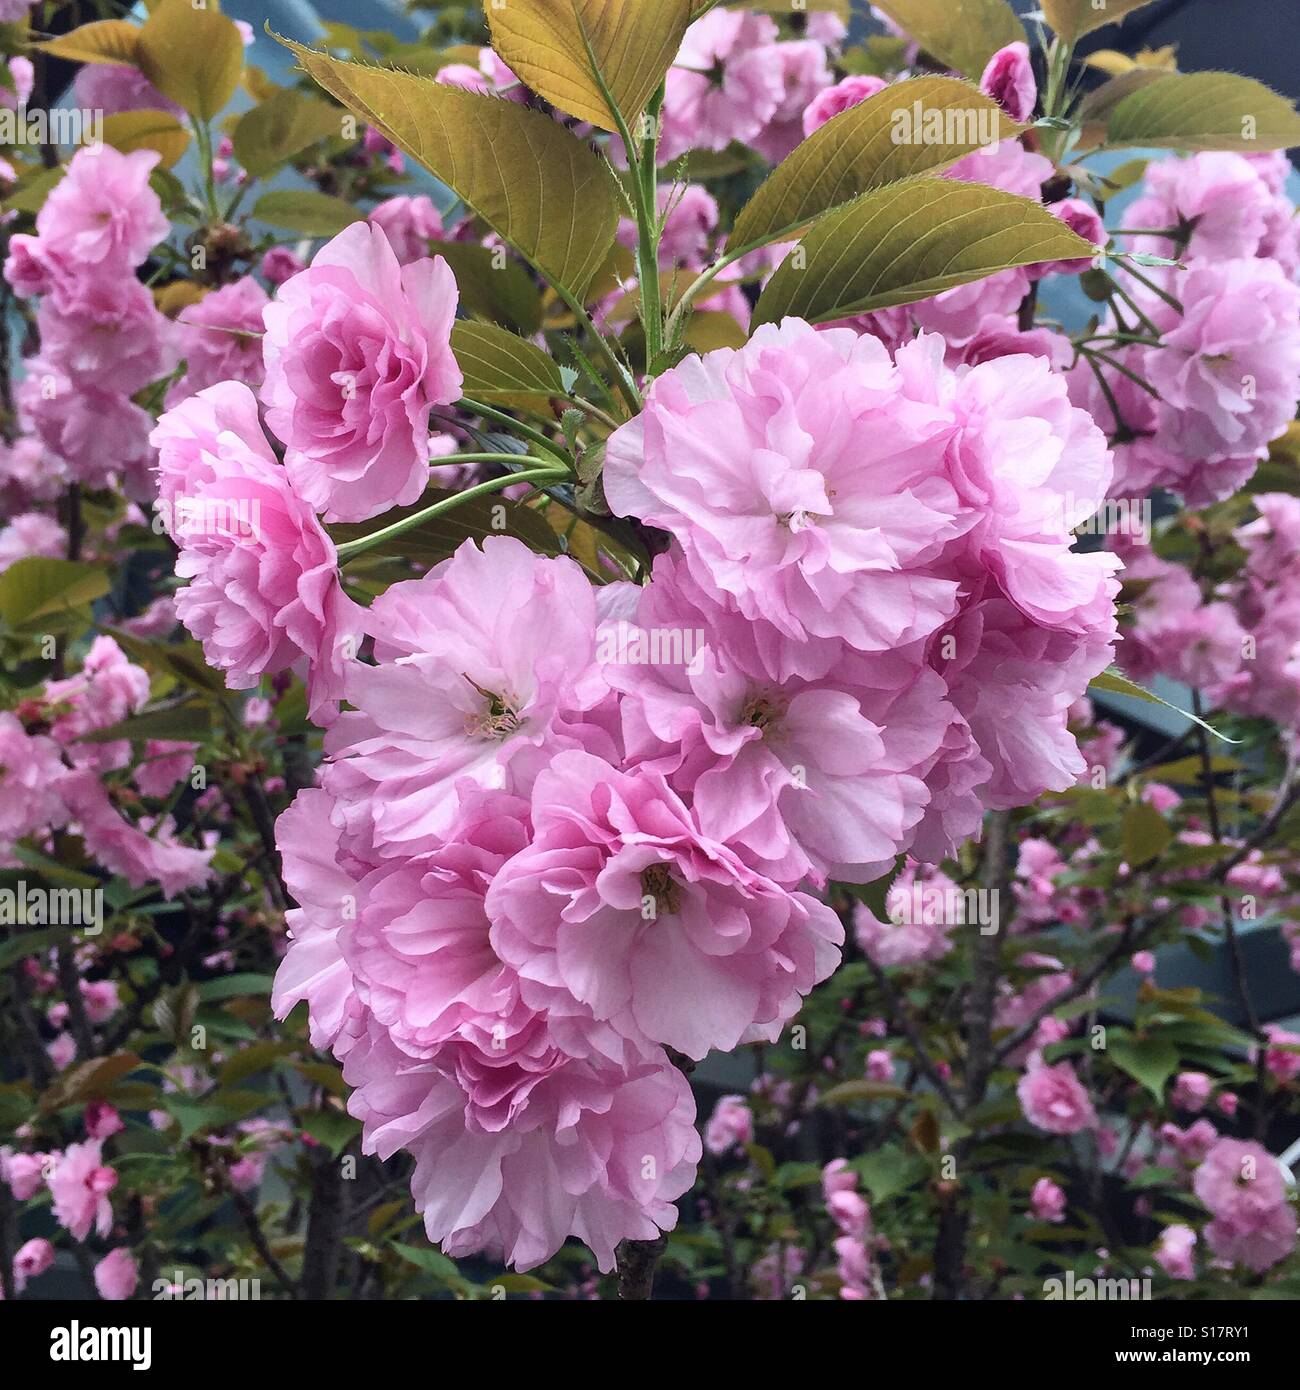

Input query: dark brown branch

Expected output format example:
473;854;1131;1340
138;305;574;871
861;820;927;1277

615;1233;667;1300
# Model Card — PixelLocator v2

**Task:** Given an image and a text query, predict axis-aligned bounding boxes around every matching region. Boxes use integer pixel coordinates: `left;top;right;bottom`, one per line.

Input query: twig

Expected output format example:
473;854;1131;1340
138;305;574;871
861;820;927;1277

615;1233;668;1300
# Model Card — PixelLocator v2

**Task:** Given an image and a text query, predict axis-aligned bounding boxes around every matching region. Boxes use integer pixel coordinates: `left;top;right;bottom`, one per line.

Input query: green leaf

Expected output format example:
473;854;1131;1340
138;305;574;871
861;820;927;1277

486;0;694;133
392;1240;460;1280
0;928;69;972
485;1272;555;1295
1041;0;1156;41
40;1054;141;1114
10;845;100;891
1078;70;1174;131
753;176;1094;327
301;1105;361;1156
196;972;275;1003
251;189;363;237
278;36;620;298
683;310;749;352
731;76;1019;253
137;0;244;122
104;628;231;698
30;20;142;66
1108;1033;1178;1101
0;558;109;630
450;320;567;409
1087;669;1241;743
1126;1164;1179;1190
2;164;66;216
1121;801;1173;867
1104;72;1300;152
334;484;562;569
102;109;191;170
219;1041;295;1087
871;0;1025;80
428;242;543;336
856;1146;928;1202
232;90;343;177
78;700;213;745
820;1079;908;1105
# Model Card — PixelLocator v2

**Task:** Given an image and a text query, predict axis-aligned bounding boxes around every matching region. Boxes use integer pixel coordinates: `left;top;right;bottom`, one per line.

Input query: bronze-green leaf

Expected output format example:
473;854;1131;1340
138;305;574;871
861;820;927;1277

251;189;362;237
279;36;619;298
1122;801;1173;867
428;242;544;336
753;176;1093;327
486;0;693;133
102;109;190;170
871;0;1025;80
1103;71;1300;151
30;19;142;66
450;320;566;410
136;0;244;122
232;89;343;177
731;75;1019;253
1042;0;1157;42
0;558;110;631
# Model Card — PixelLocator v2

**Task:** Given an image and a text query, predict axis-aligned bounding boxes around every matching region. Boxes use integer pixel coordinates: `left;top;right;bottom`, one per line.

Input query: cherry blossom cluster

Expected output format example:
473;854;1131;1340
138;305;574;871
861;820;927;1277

1069;151;1300;509
1118;492;1300;730
0;635;212;904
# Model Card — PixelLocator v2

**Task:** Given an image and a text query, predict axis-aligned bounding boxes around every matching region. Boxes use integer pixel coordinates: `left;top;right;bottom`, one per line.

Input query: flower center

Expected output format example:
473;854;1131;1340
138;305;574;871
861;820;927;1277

463;676;523;739
640;863;680;916
740;693;782;733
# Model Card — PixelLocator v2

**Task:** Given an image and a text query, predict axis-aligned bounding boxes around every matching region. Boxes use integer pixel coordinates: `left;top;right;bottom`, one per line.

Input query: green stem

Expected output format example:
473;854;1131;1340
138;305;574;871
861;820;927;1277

336;465;568;562
453;398;570;461
663;248;743;345
555;282;642;412
193;118;220;222
633;87;666;371
1113;256;1184;315
1040;36;1077;163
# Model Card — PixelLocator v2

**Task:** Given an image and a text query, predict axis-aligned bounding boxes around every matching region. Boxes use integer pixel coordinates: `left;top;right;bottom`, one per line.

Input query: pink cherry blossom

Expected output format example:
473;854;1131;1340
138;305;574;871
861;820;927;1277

1154;1224;1197;1280
752;40;832;162
1017;1061;1097;1134
13;1237;55;1293
803;74;887;137
93;1248;138;1300
323;538;610;862
1171;1071;1213;1113
168;276;269;404
152;382;364;720
704;1094;754;1155
262;220;463;523
15;146;168;285
1194;1138;1297;1273
343;1018;699;1272
487;750;844;1061
49;1139;117;1242
1143;258;1300;483
0;511;65;574
658;10;785;162
368;195;444;266
1030;1176;1067;1223
980;42;1036;121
